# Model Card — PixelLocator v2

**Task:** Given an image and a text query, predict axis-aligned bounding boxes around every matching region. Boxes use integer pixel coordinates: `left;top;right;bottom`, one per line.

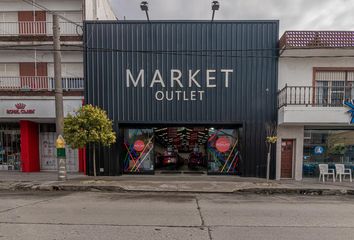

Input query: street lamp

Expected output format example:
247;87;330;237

211;1;220;21
140;1;150;21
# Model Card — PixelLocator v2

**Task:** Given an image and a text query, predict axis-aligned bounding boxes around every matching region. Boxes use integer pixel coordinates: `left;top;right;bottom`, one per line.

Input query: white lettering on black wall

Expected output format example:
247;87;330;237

126;69;234;101
126;69;145;87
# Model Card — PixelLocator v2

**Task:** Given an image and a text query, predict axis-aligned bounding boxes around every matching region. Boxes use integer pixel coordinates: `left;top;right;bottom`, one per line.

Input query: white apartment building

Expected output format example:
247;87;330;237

277;31;354;180
0;0;116;173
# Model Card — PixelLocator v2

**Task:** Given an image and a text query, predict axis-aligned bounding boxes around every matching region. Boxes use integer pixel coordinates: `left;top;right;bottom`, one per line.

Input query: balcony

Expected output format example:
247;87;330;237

280;31;354;49
0;21;82;39
278;85;354;108
0;76;84;91
278;85;353;125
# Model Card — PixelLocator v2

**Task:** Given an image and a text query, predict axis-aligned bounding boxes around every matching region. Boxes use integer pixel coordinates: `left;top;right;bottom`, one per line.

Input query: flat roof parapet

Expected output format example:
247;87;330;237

279;31;354;49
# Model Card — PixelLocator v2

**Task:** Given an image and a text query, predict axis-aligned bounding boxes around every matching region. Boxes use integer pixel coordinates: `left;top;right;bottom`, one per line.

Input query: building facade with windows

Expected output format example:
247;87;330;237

277;31;354;180
0;0;116;172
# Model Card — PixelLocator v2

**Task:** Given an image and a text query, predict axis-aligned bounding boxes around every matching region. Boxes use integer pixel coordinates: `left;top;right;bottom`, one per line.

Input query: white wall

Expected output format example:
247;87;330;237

279;49;354;89
0;63;19;76
48;63;83;77
279;106;352;125
0;50;82;63
46;12;82;22
0;12;17;21
85;0;116;20
276;125;304;181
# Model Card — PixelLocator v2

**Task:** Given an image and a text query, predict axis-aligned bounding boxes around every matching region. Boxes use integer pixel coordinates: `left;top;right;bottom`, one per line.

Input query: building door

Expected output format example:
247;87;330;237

18;11;34;35
34;11;46;34
19;62;47;90
281;139;294;178
18;11;46;35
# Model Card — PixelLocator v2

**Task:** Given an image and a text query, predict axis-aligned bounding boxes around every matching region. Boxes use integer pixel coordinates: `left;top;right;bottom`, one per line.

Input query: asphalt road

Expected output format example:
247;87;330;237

0;192;354;240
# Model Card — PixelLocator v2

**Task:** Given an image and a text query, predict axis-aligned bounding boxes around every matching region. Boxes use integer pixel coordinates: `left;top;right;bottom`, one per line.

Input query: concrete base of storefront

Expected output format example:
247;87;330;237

1;171;354;195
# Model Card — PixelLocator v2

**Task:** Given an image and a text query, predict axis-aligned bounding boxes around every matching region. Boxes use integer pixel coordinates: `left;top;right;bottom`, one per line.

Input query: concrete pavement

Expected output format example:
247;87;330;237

1;192;354;240
1;171;354;194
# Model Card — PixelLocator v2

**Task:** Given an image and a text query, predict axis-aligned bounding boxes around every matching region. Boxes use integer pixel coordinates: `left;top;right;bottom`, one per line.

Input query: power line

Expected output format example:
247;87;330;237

1;46;354;59
1;43;354;53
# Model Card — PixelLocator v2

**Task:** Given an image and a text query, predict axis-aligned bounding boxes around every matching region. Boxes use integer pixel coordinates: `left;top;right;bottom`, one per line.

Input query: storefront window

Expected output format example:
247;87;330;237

122;127;242;174
39;124;79;172
207;128;241;174
303;129;354;177
123;128;154;173
0;124;21;171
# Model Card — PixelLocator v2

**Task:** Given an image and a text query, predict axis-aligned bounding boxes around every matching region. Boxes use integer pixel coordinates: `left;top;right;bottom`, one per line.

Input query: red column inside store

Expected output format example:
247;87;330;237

78;98;86;173
78;148;86;173
20;120;40;172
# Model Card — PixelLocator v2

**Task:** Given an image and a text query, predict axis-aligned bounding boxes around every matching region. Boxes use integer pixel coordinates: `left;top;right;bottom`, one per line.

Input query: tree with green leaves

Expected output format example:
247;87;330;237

64;104;116;176
329;143;347;163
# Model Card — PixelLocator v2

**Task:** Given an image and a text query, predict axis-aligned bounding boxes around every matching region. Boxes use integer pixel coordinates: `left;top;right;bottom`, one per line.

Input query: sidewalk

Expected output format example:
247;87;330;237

1;171;354;195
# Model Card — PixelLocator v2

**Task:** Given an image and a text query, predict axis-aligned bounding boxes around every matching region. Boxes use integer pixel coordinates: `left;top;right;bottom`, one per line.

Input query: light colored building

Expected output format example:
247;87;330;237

277;31;354;180
0;0;116;172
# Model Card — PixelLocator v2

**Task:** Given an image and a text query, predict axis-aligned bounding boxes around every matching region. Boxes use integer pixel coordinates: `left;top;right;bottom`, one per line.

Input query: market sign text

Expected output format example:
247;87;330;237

126;69;233;101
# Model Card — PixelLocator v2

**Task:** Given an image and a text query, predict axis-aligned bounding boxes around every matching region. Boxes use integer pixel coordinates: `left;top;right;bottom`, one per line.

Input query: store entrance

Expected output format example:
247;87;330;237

0;124;21;171
154;127;208;174
122;126;242;175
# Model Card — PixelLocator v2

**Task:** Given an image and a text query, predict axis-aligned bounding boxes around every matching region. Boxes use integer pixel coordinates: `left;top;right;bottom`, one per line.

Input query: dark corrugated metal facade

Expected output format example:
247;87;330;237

84;20;279;177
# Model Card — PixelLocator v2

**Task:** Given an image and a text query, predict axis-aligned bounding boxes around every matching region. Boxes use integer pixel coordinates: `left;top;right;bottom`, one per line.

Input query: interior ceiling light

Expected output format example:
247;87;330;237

155;128;167;132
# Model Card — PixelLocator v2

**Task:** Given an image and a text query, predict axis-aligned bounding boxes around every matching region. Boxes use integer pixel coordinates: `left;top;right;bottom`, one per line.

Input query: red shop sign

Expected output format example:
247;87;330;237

215;137;230;153
133;140;145;152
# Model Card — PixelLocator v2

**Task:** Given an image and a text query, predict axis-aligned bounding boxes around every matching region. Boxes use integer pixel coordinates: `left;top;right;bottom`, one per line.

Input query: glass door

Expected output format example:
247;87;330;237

0;125;21;171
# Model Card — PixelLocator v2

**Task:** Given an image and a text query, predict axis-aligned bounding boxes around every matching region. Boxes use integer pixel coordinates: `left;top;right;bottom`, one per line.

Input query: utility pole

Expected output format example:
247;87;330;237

53;14;66;181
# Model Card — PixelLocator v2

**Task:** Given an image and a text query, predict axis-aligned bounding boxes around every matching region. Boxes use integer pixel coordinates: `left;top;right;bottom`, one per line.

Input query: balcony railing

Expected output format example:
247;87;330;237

0;76;84;91
0;21;82;36
278;85;354;108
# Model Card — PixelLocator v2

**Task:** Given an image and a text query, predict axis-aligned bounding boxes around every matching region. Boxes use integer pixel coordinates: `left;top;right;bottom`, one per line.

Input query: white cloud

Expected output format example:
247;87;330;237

110;0;354;34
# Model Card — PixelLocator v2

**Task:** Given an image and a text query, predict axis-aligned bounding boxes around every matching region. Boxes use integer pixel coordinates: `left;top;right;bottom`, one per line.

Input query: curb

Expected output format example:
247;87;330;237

2;183;354;195
236;188;354;195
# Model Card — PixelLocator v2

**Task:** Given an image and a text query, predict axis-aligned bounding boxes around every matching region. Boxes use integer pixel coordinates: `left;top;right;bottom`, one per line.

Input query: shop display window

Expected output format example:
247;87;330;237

122;126;242;175
207;128;241;174
39;124;79;172
123;128;154;173
0;124;21;171
303;129;354;177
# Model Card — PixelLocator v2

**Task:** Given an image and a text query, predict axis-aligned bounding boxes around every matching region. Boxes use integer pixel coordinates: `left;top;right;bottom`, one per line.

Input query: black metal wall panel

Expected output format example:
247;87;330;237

84;20;279;177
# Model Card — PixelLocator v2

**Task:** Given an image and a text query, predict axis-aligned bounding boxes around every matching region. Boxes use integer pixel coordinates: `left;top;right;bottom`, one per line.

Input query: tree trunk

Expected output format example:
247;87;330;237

266;144;271;182
93;144;96;177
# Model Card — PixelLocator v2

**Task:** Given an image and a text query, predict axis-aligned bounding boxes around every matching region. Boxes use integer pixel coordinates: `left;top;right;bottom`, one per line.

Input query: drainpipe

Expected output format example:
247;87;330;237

93;0;98;20
34;49;37;76
82;0;86;20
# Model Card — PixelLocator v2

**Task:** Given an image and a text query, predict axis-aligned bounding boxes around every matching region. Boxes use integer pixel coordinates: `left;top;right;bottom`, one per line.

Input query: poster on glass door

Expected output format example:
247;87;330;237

40;132;78;172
